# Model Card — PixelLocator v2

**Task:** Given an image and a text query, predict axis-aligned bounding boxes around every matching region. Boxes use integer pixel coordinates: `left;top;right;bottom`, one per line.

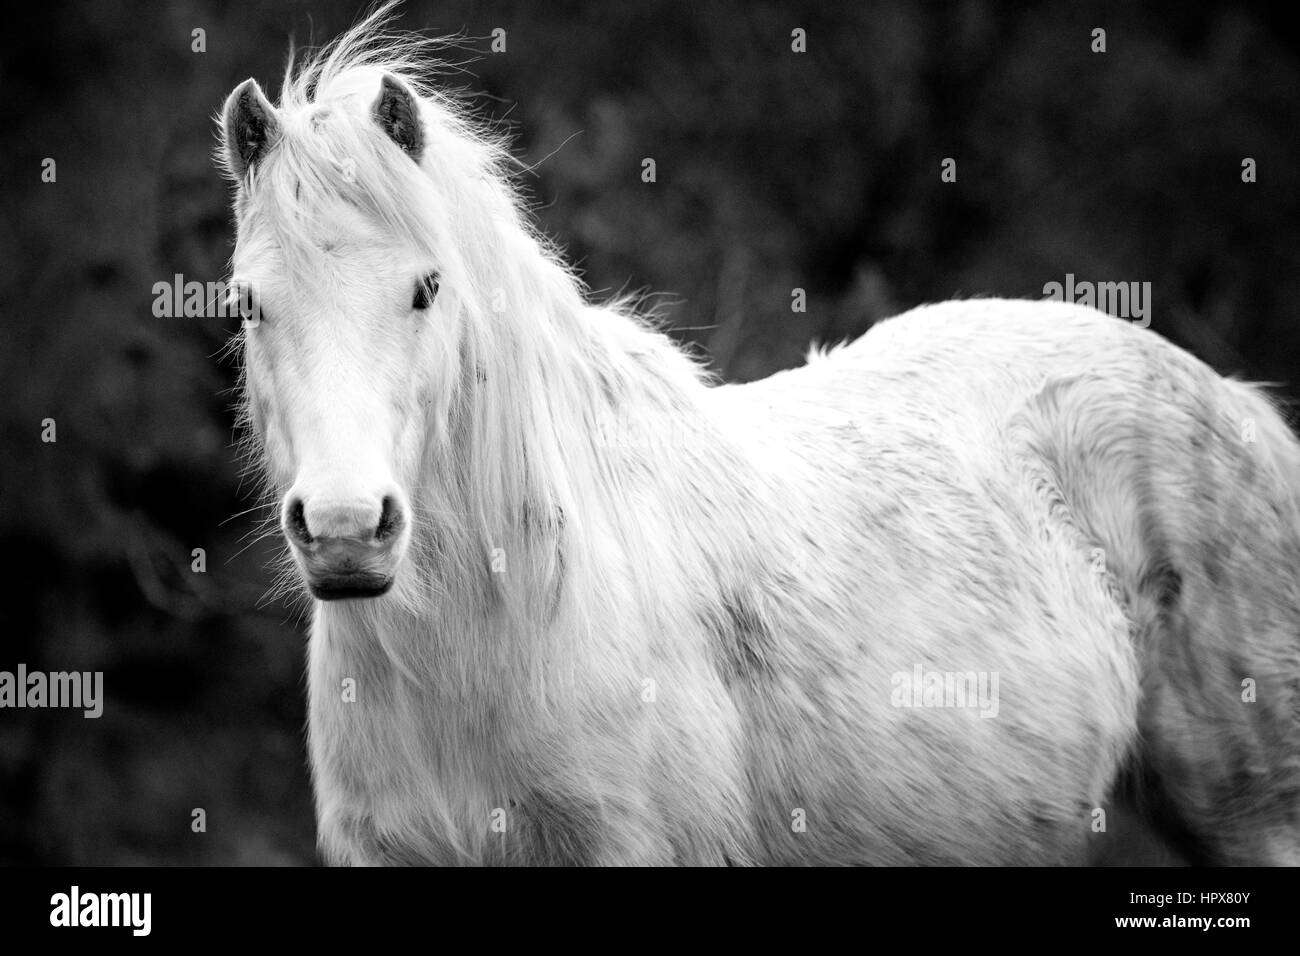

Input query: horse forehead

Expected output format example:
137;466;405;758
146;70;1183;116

234;237;394;299
306;229;398;265
249;189;390;259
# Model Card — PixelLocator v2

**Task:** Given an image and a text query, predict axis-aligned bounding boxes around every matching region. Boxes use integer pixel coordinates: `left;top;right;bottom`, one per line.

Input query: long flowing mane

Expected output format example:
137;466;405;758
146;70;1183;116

229;7;734;686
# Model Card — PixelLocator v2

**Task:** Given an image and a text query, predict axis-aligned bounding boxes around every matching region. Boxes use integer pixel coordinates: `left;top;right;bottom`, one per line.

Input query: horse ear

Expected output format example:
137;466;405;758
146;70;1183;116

221;78;280;181
373;74;424;160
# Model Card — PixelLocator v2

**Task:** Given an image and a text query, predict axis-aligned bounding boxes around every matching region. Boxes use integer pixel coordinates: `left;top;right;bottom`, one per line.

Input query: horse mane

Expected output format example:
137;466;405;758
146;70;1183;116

227;3;729;651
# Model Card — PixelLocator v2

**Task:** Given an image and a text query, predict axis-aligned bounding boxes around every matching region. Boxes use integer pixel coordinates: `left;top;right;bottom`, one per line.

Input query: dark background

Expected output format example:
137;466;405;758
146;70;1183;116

1;0;1297;864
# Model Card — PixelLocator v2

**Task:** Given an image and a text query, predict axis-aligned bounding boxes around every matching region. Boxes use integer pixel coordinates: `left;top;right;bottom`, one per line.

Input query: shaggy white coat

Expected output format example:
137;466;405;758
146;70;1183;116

219;9;1300;866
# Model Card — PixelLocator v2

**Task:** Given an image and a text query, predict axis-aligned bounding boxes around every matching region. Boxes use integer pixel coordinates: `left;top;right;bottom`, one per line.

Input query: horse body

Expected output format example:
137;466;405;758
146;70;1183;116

218;14;1300;865
307;296;1299;866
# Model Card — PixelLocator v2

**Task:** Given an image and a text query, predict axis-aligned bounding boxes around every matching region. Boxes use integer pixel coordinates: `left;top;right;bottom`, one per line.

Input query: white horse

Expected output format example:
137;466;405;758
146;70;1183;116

218;11;1300;865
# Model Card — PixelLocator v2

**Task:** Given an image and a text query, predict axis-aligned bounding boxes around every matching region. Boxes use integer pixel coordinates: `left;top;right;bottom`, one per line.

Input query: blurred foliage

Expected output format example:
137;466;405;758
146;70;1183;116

0;0;1297;863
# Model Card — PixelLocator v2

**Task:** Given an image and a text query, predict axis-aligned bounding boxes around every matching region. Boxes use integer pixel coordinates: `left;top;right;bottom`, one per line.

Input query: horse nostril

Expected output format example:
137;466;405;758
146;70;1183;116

287;497;313;546
375;495;402;541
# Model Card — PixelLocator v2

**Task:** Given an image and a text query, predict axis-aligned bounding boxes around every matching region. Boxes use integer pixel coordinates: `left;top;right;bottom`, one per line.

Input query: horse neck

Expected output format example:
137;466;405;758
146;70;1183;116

438;206;722;549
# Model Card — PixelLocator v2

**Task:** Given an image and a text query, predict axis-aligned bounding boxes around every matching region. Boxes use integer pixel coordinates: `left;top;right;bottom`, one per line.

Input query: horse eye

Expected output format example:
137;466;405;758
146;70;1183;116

236;286;263;327
412;273;440;310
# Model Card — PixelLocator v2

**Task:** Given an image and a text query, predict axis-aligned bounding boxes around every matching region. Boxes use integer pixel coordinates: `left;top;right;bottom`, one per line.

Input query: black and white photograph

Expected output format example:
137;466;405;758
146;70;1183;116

1;0;1296;933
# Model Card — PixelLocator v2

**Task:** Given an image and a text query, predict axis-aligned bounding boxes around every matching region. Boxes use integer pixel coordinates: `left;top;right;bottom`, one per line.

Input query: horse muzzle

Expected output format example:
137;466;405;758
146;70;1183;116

282;493;407;601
